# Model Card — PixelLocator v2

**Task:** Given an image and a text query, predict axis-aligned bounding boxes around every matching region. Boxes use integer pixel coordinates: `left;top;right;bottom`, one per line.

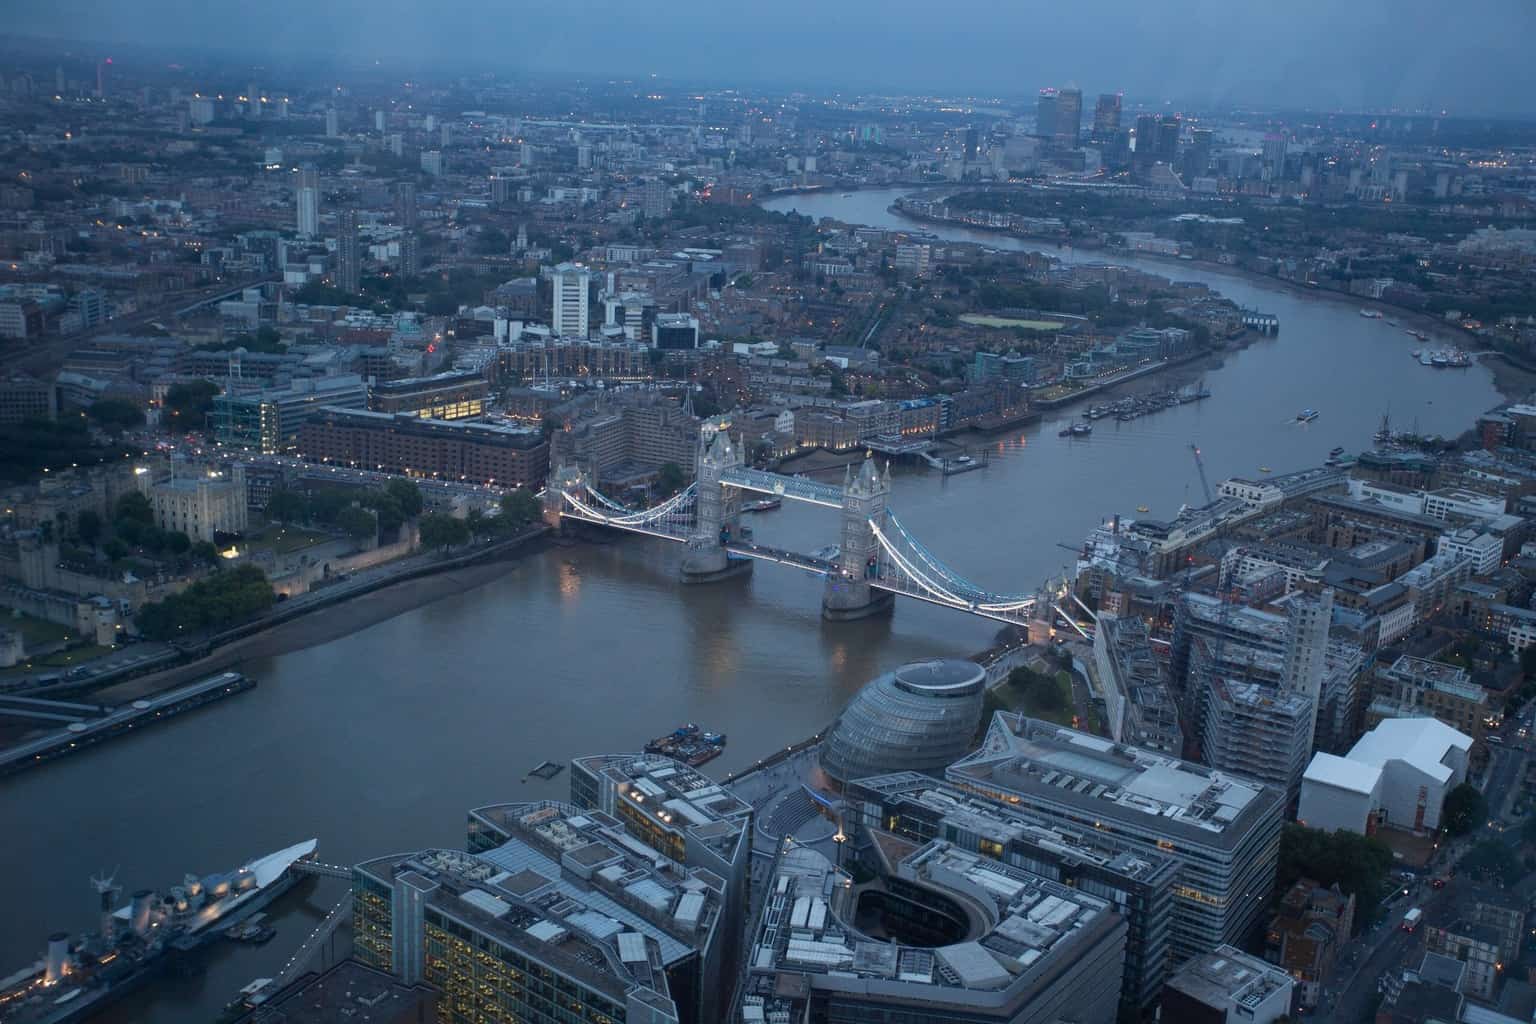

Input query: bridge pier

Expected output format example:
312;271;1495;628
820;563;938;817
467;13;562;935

822;456;895;622
544;464;585;532
821;578;894;620
680;542;753;583
679;422;751;583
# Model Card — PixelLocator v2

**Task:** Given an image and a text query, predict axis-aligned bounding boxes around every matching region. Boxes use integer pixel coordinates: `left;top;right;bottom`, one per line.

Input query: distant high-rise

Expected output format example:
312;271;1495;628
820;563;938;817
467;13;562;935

336;208;361;294
1054;88;1083;149
1156;115;1182;165
324;107;339;138
551;263;590;339
1035;88;1058;141
963;124;980;161
395;182;417;228
641;178;668;220
1262;132;1289;182
294;166;320;238
1182;128;1214;180
1133;113;1158;173
373;109;385;133
1092;93;1122;140
395;183;419;277
398;231;420;279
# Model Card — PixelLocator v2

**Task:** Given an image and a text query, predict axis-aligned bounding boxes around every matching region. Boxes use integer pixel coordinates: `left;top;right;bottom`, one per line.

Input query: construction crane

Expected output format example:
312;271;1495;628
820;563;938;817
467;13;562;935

1190;443;1215;506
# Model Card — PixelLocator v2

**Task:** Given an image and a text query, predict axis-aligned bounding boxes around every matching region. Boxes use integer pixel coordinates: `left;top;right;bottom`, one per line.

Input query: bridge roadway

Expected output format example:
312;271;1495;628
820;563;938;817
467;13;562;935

552;473;1081;632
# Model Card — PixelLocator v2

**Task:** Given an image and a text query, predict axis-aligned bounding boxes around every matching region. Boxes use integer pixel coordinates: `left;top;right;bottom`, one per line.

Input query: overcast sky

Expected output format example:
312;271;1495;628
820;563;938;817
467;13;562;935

14;0;1536;115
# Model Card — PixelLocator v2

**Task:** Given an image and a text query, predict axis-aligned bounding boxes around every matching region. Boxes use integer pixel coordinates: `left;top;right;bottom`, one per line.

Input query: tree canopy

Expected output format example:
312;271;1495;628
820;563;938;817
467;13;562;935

1277;824;1394;929
135;564;274;640
419;512;470;550
1441;783;1488;836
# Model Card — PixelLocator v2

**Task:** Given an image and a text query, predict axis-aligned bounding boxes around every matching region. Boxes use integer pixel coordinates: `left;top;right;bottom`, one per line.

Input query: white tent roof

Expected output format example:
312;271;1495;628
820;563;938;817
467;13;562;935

1303;752;1382;796
1347;718;1471;785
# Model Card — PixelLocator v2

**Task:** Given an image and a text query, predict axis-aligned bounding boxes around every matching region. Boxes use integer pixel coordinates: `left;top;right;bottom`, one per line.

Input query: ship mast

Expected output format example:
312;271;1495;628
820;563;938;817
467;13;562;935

91;870;120;944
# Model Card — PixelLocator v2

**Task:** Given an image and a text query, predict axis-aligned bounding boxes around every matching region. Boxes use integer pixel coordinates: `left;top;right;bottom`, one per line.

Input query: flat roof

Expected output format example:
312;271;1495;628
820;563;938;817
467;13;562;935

948;713;1280;849
748;840;1118;1001
1303;752;1382;796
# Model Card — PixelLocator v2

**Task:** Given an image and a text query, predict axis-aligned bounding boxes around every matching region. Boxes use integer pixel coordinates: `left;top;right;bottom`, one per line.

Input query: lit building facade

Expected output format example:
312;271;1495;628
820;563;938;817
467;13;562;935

949;713;1284;964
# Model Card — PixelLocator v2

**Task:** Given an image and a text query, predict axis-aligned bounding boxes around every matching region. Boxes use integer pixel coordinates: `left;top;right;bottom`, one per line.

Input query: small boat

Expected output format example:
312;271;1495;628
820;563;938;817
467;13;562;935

1136;505;1150;513
1071;423;1093;436
954;454;974;464
743;498;782;513
1359;309;1382;318
1297;409;1319;423
1329;446;1345;457
1259;466;1272;473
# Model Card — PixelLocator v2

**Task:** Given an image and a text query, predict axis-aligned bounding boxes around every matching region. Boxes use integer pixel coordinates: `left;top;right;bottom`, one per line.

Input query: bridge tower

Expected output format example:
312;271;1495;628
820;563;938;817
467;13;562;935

680;423;751;583
543;463;585;531
823;455;895;621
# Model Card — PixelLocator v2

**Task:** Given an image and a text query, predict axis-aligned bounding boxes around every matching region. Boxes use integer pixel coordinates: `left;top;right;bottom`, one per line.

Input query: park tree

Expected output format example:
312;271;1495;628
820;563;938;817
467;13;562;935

1441;783;1488;836
336;505;378;543
384;478;424;517
655;462;687;497
265;488;307;524
1277;824;1394;929
500;488;542;527
418;512;470;550
163;380;220;428
115;490;154;526
87;398;146;434
75;509;102;545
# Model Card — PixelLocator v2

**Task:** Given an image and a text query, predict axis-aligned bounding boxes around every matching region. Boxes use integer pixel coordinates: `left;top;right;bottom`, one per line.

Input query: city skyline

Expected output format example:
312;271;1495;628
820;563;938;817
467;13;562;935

6;0;1536;116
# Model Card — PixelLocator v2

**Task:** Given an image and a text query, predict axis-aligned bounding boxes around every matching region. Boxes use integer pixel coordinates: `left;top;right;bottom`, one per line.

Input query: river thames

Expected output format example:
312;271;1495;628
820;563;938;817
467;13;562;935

0;188;1502;1022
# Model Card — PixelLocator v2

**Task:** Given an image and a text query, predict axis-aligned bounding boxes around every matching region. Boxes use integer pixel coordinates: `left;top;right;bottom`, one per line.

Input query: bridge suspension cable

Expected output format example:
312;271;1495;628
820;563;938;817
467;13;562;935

869;518;1036;614
562;483;697;528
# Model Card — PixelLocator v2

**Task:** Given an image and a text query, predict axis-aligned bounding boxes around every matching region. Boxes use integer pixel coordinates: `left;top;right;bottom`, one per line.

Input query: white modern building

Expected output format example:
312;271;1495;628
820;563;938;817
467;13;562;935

1297;753;1383;834
1437;527;1501;575
1297;718;1470;836
294;166;319;238
550;263;590;340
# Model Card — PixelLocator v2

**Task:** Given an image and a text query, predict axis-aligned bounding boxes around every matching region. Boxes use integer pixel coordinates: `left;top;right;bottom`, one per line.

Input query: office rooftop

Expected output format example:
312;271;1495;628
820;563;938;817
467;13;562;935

571;753;751;859
362;801;726;1002
950;713;1279;848
849;772;1179;884
1167;944;1291;1013
746;839;1119;1002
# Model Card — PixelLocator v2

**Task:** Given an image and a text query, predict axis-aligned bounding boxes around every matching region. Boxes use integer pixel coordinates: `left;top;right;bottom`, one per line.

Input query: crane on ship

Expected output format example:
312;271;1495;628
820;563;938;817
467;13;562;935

1190;443;1215;505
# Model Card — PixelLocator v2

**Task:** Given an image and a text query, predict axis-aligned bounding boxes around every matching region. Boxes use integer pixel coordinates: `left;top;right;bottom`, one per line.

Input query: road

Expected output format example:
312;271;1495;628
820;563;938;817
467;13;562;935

0;275;277;375
1322;718;1533;1022
239;453;514;507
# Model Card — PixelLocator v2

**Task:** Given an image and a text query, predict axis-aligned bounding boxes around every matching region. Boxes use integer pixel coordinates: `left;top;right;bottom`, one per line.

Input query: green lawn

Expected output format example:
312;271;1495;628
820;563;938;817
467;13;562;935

992;668;1077;727
4;612;72;648
0;644;115;678
960;314;1067;331
242;524;333;555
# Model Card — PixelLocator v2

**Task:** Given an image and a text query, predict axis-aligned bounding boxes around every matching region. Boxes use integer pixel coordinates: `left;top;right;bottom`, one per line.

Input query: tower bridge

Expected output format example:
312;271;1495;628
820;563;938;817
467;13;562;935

546;425;1091;635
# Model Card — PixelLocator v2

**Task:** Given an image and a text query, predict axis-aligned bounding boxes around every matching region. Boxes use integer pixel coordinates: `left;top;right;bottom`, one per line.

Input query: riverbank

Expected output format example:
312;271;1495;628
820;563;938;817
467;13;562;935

888;202;1516;404
84;534;553;705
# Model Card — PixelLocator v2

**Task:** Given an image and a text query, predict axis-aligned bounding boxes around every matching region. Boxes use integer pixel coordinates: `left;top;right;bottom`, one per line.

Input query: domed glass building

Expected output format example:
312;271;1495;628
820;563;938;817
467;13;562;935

820;659;986;786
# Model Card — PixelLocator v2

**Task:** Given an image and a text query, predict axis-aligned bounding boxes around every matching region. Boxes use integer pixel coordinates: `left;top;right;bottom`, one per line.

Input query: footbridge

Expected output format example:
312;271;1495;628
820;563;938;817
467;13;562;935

548;424;1088;631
